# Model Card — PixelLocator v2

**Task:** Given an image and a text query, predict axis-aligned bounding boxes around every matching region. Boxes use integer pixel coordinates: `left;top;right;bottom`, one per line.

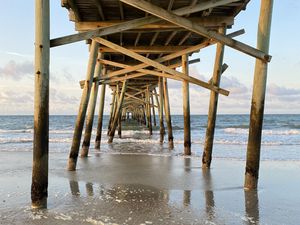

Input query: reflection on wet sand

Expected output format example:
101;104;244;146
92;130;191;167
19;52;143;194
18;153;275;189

244;190;260;225
202;169;215;221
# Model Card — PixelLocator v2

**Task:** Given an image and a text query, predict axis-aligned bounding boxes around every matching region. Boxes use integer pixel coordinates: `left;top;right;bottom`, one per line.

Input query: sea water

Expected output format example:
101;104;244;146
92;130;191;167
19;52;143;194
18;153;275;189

0;115;299;161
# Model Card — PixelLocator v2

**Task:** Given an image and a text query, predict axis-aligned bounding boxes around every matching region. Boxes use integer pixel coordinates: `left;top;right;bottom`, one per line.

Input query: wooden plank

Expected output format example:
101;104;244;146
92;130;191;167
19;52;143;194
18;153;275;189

94;37;230;96
121;0;272;62
75;17;234;32
51;0;239;47
99;45;192;53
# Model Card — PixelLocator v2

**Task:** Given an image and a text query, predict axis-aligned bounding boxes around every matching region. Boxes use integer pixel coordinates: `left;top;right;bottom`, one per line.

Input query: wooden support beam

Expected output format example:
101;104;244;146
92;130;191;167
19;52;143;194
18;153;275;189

182;54;191;155
156;84;165;143
51;0;239;47
94;37;230;96
107;91;116;135
99;45;192;53
108;81;128;143
101;29;244;80
245;0;274;190
95;68;107;149
163;77;174;149
146;86;153;135
67;40;99;171
93;0;105;20
202;27;226;168
67;0;82;21
75;16;234;32
32;0;50;209
121;0;272;62
80;53;103;157
151;90;156;126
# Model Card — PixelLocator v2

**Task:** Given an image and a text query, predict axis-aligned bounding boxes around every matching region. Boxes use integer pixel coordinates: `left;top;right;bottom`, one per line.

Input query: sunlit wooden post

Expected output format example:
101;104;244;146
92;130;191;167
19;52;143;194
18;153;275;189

95;67;107;149
163;77;174;149
81;53;103;157
68;40;99;171
108;81;127;143
182;54;191;155
107;91;116;135
146;86;153;135
245;0;273;189
158;78;165;143
151;91;156;126
202;27;226;168
32;0;50;209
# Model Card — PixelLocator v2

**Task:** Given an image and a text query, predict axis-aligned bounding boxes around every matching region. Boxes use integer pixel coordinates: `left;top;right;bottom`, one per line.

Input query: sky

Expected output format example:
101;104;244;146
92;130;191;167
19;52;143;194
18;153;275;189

0;0;299;115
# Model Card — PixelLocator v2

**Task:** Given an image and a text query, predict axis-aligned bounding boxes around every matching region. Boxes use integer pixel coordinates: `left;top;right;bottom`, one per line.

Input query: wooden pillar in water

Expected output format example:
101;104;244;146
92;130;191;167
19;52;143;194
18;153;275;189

68;40;99;171
245;0;273;189
182;54;191;155
158;79;165;143
146;86;153;135
108;81;127;143
107;91;116;135
202;27;226;168
80;53;103;157
31;0;50;209
163;77;174;149
151;91;156;126
95;67;107;149
118;112;122;138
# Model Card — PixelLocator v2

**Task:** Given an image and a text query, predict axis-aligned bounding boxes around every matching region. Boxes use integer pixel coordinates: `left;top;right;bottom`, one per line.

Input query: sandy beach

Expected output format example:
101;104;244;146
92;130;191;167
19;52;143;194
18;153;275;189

0;150;299;225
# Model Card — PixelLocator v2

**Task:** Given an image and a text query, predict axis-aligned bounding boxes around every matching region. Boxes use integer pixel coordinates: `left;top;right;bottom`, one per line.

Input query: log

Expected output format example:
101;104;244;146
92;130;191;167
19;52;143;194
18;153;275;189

67;40;99;171
245;0;274;190
31;0;50;209
202;27;226;168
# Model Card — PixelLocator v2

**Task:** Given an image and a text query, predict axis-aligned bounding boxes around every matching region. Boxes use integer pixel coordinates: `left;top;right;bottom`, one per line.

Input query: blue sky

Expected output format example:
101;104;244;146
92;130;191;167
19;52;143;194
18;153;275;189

0;0;299;115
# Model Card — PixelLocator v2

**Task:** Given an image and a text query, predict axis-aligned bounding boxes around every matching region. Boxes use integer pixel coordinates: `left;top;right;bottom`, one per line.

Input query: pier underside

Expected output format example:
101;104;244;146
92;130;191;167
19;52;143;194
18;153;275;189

32;0;273;208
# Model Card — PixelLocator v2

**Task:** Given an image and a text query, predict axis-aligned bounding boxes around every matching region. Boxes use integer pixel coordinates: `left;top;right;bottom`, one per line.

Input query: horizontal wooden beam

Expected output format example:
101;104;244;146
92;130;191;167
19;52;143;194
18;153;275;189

51;0;240;47
75;16;234;31
121;0;271;62
99;45;193;53
95;37;229;96
101;29;244;79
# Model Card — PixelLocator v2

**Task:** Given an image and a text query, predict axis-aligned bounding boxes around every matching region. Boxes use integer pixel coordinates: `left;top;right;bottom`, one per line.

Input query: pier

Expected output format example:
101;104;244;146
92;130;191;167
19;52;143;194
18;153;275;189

32;0;273;208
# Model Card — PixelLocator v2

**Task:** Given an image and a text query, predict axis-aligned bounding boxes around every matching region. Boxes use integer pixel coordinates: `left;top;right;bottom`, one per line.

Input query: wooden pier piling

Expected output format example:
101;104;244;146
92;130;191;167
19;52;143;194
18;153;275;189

163;77;174;149
244;0;273;189
158;78;165;143
95;68;107;149
202;27;226;168
31;0;50;209
182;54;191;155
67;40;99;171
151;91;156;126
81;53;103;157
108;81;128;143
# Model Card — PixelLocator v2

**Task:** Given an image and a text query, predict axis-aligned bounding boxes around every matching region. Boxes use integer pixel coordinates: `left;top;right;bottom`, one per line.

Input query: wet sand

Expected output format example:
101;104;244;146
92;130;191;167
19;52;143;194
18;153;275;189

0;151;299;225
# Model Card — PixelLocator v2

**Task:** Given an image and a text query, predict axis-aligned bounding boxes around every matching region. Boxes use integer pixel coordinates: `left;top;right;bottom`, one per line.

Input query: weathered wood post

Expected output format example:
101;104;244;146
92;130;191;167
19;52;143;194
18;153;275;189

202;27;226;168
146;86;153;135
32;0;50;209
118;113;122;138
182;54;191;155
151;91;156;126
107;91;116;135
163;77;174;149
67;40;99;171
245;0;273;189
80;53;103;157
95;68;107;149
108;81;127;143
158;78;165;143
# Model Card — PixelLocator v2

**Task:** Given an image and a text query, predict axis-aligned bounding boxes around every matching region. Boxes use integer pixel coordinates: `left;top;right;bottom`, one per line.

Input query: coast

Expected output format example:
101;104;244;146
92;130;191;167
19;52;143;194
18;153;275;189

0;150;299;225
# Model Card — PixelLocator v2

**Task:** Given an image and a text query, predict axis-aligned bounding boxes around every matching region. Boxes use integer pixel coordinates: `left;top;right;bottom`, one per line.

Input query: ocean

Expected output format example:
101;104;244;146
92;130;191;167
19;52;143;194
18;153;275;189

0;114;299;161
